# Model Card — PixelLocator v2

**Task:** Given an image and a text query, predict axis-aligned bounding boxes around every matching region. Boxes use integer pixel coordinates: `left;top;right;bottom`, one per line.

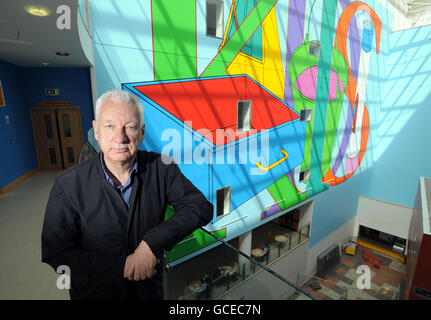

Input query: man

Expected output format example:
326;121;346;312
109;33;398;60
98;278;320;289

41;89;213;300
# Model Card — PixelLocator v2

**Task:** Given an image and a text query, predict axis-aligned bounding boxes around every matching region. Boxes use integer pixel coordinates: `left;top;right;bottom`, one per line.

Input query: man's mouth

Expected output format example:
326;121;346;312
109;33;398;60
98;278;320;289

113;147;128;153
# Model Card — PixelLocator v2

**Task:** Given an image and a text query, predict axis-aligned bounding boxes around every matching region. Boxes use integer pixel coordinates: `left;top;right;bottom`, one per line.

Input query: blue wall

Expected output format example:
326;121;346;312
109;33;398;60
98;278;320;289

365;25;431;207
308;0;393;247
0;59;37;188
0;59;94;188
310;9;431;247
20;67;94;139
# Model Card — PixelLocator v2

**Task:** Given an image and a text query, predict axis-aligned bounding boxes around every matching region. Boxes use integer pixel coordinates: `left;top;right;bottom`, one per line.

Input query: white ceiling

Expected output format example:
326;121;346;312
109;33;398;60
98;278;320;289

391;0;431;17
0;0;92;67
0;0;429;68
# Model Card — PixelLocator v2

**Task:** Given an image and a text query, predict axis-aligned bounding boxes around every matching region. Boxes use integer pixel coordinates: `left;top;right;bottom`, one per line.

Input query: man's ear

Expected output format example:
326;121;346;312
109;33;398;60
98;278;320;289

92;120;99;141
140;124;145;140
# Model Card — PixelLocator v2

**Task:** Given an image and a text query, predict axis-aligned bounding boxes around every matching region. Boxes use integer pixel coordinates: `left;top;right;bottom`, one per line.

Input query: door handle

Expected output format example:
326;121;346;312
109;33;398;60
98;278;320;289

256;148;288;172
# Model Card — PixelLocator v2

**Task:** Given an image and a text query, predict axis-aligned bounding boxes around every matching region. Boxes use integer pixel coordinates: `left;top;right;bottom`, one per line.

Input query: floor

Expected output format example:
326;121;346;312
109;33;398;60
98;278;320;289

0;170;68;300
292;245;407;300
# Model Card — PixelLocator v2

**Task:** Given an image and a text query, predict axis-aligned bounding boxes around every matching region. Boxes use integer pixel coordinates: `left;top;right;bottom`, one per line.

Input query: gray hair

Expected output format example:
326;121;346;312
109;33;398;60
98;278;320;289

95;89;144;126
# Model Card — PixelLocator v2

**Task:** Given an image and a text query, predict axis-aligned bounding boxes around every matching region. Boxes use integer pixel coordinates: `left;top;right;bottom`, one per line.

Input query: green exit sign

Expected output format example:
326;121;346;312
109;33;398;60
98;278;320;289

45;89;60;96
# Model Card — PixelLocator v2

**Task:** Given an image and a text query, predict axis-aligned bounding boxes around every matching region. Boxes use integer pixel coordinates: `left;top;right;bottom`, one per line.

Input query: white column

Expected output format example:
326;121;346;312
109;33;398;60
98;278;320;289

238;230;252;276
84;0;98;117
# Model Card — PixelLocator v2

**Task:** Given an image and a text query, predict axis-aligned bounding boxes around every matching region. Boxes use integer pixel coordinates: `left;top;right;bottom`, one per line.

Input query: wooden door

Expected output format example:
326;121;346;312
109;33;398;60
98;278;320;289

30;106;84;170
57;108;84;169
30;108;63;170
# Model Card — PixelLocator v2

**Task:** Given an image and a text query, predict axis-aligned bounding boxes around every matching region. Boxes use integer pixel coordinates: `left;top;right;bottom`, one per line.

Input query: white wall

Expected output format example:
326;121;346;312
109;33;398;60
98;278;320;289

353;196;412;241
305;215;357;277
298;200;313;232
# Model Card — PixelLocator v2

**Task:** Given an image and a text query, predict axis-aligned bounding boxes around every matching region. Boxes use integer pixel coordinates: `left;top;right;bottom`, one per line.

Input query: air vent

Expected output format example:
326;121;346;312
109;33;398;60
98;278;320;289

300;109;312;122
317;243;340;279
309;41;321;58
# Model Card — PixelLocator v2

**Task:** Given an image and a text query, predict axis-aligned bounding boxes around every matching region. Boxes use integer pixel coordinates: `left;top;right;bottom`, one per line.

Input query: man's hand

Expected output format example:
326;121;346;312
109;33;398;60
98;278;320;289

123;240;158;281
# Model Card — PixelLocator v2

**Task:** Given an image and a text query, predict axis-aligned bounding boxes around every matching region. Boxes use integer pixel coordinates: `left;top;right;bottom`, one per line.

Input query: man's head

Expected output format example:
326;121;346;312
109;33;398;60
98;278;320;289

92;89;145;166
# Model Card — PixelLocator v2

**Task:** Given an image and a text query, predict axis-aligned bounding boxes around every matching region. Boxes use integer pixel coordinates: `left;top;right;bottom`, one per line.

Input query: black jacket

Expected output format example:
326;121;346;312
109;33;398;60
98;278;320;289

41;150;213;300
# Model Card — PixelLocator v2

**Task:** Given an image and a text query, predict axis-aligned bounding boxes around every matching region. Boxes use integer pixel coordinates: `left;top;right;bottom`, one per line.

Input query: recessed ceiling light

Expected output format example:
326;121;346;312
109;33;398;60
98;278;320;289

24;5;51;17
56;51;70;56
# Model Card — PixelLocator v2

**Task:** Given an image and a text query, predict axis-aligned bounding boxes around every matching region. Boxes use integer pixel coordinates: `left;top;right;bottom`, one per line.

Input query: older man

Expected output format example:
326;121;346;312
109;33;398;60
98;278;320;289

41;89;213;300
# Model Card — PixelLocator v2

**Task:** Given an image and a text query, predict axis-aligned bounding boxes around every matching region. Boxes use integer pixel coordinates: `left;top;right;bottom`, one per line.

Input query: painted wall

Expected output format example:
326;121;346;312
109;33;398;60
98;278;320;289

307;0;392;248
90;0;393;262
312;9;431;252
307;10;431;261
365;24;431;208
0;59;37;188
0;59;94;188
20;67;94;140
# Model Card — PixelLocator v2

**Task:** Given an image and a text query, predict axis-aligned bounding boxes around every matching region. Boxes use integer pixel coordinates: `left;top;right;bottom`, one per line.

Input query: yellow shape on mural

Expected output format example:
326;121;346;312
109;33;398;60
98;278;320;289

221;7;285;100
256;149;288;172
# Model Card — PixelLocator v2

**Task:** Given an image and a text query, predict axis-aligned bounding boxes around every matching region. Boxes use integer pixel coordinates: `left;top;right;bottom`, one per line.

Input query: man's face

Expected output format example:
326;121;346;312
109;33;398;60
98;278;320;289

93;98;145;165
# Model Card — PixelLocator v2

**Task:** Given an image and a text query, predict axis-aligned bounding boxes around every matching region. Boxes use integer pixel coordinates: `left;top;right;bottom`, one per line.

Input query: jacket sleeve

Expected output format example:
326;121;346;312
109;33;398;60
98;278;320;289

41;178;127;299
141;162;214;256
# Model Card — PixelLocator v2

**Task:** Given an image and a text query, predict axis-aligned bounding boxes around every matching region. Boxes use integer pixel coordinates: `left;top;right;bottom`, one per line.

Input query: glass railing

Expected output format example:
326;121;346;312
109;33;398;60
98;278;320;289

164;227;317;300
262;224;310;265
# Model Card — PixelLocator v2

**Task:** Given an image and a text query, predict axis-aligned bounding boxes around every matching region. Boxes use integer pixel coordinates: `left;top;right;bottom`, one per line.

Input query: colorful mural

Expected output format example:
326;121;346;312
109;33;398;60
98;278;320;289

92;0;383;264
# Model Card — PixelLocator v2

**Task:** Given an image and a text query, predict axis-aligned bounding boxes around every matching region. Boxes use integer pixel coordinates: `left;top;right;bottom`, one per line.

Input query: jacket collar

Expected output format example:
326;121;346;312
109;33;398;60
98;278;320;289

97;151;142;182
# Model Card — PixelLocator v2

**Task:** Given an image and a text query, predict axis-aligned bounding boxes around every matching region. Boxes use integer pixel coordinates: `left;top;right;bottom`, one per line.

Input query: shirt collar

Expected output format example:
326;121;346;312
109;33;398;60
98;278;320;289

99;152;138;187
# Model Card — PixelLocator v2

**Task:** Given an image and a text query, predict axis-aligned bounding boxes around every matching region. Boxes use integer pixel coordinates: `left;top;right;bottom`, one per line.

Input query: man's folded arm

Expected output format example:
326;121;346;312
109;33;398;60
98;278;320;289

141;162;214;257
41;179;127;298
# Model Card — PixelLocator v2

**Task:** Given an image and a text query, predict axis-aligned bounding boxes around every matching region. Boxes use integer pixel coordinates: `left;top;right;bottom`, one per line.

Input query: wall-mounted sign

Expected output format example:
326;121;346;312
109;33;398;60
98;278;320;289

0;80;5;106
44;88;60;96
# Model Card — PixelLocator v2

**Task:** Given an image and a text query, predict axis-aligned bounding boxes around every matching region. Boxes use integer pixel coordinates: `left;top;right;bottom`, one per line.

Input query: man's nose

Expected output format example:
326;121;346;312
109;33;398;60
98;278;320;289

113;127;129;143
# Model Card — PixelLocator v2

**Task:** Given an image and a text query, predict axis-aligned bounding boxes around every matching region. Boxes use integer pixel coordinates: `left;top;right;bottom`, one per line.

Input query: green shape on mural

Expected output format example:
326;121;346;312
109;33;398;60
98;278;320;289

289;42;348;177
201;0;277;77
288;0;348;195
151;0;197;80
321;48;348;177
288;41;320;174
308;0;338;196
164;205;227;263
267;175;307;212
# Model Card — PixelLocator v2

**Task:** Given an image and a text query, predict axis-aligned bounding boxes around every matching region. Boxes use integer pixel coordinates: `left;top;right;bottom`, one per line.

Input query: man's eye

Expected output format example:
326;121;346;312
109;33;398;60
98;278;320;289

105;125;113;129
127;126;137;131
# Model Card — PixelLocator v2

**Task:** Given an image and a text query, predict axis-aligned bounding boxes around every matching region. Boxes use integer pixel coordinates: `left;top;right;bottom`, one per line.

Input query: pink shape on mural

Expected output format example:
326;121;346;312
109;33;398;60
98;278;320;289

294;66;344;101
345;155;359;174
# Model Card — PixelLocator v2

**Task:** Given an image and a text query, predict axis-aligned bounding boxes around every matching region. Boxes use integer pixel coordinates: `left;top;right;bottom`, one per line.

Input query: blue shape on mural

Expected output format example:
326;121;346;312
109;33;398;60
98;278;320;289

362;21;374;53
